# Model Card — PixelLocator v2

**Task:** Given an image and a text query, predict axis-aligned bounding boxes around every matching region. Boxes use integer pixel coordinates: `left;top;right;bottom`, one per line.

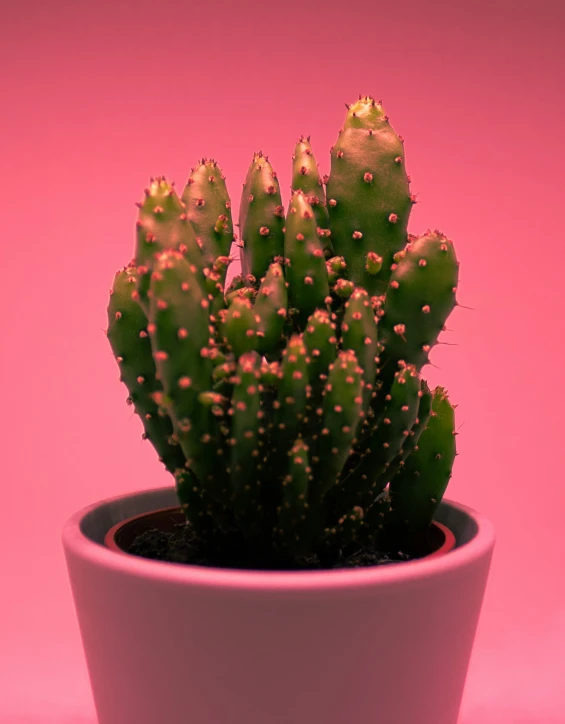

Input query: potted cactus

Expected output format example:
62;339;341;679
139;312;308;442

63;96;495;724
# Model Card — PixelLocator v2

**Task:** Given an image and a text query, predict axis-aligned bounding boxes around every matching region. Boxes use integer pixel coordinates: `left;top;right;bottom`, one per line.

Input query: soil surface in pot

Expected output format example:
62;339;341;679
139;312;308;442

122;513;444;570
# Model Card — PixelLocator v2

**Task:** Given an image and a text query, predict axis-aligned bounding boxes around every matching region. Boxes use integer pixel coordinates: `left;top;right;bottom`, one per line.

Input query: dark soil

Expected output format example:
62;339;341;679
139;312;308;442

126;522;415;570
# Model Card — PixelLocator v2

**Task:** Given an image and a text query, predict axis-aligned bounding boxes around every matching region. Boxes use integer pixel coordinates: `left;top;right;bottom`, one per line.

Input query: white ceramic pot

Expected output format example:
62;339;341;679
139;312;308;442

62;486;494;724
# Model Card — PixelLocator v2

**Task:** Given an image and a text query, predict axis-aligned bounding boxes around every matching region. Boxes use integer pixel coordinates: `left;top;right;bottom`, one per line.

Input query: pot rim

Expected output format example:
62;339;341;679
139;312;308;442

62;487;495;593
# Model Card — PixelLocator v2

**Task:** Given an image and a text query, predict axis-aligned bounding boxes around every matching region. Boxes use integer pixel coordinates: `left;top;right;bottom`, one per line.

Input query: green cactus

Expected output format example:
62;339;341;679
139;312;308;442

239;152;285;282
303;307;338;404
340;287;379;415
107;264;186;475
310;348;364;499
229;351;263;532
220;293;258;357
273;334;310;460
382;386;457;551
373;378;433;491
181;159;234;274
148;250;229;503
134;177;203;315
275;437;311;552
291;136;333;257
284;190;330;327
107;96;461;569
174;467;220;537
326;96;412;295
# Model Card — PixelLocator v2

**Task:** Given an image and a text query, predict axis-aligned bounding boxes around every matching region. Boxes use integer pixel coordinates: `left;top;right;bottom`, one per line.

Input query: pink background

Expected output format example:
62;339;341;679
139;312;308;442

1;0;564;721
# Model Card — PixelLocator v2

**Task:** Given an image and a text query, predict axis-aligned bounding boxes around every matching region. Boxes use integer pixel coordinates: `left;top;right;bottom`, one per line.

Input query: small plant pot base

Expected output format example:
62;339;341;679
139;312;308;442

104;505;456;569
63;487;494;724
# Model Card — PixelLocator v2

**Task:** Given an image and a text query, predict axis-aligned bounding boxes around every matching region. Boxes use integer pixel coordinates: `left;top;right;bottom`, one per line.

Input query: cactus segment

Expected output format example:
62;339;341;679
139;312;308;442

225;274;244;297
275;437;311;550
302;308;338;404
229;351;263;532
378;230;459;370
181;159;234;273
273;335;310;456
111;97;463;567
239;152;285;281
135;177;203;314
333;278;355;299
253;262;288;355
107;265;186;474
340;287;379;414
332;364;421;512
291;136;333;256
311;349;364;499
174;467;218;536
374;378;433;489
326;97;412;295
385;386;457;545
320;505;365;555
284;191;329;325
203;267;226;331
148;250;227;500
220;294;258;357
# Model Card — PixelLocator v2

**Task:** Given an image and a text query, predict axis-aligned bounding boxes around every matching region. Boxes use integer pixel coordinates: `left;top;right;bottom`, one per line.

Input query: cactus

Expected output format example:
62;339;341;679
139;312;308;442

284;190;329;327
134;177;203;315
229;351;263;533
327;363;421;516
181;159;234;275
309;348;364;499
381;386;457;551
107;96;461;568
377;230;459;373
326;96;412;296
291;136;333;257
340;287;379;415
373;378;433;491
107;264;186;475
253;261;288;356
303;308;338;406
275;437;311;552
239;152;285;282
272;334;310;463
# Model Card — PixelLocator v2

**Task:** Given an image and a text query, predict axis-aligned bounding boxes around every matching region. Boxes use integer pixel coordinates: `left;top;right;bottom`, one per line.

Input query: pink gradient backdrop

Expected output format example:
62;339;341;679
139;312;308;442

1;0;563;721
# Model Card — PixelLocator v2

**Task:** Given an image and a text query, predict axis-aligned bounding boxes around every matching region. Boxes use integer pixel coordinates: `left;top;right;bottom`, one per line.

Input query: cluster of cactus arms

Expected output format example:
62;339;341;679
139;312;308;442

107;96;460;566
